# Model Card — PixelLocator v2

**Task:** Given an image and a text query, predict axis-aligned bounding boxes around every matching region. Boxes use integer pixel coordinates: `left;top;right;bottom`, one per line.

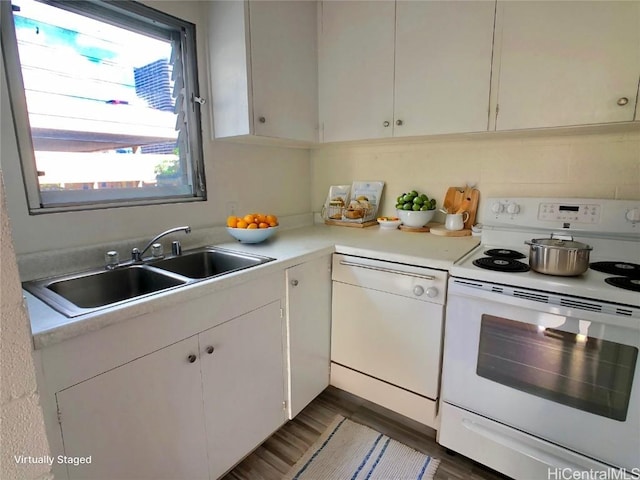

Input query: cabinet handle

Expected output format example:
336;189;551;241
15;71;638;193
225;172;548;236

617;97;629;106
258;116;266;123
187;354;197;364
290;279;299;287
205;346;215;355
339;260;435;280
383;121;390;127
396;119;403;126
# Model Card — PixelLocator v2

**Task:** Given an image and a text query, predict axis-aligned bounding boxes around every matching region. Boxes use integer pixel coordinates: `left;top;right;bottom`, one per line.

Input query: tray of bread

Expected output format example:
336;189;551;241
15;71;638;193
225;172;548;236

322;181;384;227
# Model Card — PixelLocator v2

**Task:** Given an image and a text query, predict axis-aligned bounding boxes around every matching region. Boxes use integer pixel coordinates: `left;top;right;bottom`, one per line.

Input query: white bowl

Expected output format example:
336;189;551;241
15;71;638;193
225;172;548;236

396;209;435;227
377;217;401;229
226;226;278;243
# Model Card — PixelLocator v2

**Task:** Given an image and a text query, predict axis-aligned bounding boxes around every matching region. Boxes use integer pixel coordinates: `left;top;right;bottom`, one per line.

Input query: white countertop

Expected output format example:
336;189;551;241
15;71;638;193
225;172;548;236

26;223;480;349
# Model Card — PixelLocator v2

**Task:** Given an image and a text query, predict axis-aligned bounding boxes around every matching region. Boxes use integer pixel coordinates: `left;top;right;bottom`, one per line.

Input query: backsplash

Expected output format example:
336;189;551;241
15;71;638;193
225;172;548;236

311;128;640;223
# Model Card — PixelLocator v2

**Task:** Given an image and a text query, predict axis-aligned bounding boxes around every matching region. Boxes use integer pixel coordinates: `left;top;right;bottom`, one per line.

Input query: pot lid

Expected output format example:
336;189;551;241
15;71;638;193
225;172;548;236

529;238;593;250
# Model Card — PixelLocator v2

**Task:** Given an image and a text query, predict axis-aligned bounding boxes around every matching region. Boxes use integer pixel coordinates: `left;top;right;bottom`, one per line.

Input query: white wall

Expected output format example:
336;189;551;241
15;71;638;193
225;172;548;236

0;172;53;480
0;1;312;255
311;129;640;221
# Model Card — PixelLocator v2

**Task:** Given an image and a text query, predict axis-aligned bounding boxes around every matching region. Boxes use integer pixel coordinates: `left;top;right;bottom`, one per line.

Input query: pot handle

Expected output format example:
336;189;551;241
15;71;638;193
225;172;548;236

551;233;573;241
524;240;534;246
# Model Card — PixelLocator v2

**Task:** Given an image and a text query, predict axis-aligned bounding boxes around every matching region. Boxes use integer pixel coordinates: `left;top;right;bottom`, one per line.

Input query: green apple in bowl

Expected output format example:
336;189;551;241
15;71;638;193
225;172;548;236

395;190;437;212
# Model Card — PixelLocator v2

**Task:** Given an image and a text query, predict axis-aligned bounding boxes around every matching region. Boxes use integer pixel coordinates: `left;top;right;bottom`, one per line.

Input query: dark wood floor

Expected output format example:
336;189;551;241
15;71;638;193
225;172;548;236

223;386;511;480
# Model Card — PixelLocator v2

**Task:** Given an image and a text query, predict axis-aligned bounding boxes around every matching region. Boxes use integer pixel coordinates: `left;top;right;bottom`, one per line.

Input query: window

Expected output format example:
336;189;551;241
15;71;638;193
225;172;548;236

477;314;638;421
1;0;206;212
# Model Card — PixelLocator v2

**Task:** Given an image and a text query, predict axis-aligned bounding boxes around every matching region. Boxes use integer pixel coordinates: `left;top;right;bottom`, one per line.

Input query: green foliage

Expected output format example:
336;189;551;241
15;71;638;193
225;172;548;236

154;158;179;176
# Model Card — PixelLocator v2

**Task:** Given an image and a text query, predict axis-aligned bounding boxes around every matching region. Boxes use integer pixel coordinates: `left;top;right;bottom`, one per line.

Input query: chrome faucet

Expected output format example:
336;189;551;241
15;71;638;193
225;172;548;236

131;226;191;262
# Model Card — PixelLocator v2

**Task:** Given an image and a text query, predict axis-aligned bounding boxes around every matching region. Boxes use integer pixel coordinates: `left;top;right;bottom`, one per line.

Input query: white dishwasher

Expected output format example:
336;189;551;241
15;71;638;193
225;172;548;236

330;253;448;429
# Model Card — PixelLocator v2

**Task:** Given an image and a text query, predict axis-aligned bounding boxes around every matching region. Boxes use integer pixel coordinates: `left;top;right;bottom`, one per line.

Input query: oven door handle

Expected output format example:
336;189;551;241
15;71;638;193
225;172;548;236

339;260;436;281
461;418;600;471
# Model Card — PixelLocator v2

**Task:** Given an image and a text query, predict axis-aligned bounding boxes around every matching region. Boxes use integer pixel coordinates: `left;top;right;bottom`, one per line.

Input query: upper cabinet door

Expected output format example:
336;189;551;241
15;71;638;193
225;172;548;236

394;1;495;136
495;1;640;130
250;1;318;142
208;1;318;143
319;1;395;142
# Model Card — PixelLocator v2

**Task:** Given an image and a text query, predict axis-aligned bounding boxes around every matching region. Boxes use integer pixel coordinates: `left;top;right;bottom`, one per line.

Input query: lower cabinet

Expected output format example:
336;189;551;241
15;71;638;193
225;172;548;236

285;255;332;418
201;301;286;479
56;336;209;480
55;301;286;480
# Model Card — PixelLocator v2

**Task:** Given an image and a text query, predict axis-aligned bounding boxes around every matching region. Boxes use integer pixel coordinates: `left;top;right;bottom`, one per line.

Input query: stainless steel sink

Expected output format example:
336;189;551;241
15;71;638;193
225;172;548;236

23;247;275;318
149;247;272;279
47;266;186;308
24;265;188;317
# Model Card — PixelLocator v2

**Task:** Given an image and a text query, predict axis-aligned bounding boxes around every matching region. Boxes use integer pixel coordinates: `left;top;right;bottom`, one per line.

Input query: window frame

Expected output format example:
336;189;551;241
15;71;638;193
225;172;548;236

1;0;207;214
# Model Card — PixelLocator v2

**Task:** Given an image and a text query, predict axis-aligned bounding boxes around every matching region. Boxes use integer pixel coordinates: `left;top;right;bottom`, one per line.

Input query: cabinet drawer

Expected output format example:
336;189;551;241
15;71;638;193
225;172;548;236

332;253;447;304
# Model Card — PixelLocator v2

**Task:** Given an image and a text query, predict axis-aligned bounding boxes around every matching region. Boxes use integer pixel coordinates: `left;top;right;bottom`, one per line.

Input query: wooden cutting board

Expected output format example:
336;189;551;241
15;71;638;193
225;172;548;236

324;219;378;228
429;225;472;237
442;186;480;230
399;225;430;232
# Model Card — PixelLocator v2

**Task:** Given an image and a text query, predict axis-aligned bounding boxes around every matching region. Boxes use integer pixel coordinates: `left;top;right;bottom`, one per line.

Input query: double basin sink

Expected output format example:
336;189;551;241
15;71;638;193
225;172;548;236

23;247;275;318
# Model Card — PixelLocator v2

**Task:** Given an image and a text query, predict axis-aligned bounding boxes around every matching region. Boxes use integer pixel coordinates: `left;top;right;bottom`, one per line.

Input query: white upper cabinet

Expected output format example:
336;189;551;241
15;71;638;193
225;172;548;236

319;1;496;142
493;1;640;130
208;1;318;143
319;1;396;142
394;1;495;137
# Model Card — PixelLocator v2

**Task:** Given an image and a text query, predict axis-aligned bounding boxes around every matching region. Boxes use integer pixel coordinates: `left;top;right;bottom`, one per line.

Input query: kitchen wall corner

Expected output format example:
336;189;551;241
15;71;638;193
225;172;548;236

0;172;53;480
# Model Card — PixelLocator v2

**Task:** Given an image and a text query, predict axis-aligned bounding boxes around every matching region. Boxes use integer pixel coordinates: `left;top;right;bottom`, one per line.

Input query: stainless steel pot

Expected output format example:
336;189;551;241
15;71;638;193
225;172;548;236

525;235;593;276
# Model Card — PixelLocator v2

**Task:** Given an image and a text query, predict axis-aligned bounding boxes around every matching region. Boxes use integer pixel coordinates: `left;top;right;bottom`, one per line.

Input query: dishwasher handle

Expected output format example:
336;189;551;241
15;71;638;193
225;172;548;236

339;260;435;281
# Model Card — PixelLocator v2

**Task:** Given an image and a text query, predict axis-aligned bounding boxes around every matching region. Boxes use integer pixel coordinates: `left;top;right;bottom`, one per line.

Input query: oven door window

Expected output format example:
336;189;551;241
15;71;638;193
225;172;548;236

477;315;638;421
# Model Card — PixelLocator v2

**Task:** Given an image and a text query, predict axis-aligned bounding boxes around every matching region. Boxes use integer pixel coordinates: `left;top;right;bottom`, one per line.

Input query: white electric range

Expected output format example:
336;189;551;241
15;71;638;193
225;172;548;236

438;197;640;480
451;197;640;308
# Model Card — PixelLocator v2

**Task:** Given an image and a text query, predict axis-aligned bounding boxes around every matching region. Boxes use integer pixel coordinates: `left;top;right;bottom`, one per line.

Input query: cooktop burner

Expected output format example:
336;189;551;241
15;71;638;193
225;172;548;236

604;277;640;293
485;248;526;259
590;262;640;279
473;257;530;272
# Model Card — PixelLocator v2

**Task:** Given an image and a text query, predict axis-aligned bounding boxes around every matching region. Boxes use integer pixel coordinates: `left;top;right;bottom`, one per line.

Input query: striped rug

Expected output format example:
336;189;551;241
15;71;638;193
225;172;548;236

283;416;440;480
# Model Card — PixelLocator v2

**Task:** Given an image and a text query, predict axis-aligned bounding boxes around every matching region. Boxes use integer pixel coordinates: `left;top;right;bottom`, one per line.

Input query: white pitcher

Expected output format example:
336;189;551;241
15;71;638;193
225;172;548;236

445;212;469;231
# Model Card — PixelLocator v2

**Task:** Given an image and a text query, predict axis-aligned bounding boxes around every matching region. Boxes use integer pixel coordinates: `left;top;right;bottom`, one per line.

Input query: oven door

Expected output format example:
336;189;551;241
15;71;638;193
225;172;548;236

441;279;640;469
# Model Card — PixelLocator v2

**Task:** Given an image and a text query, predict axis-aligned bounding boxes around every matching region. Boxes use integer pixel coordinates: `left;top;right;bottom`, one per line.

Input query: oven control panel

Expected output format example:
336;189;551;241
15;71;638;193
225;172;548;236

484;198;640;235
537;202;601;224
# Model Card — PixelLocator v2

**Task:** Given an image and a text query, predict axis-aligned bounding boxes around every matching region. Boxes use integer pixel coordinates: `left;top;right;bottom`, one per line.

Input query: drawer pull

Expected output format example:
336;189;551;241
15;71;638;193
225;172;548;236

339;260;435;281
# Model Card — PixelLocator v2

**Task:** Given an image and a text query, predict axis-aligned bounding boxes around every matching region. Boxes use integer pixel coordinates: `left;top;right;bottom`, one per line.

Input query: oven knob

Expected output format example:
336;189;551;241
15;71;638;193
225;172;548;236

506;202;520;214
491;202;503;214
426;287;438;298
413;286;424;296
625;208;640;223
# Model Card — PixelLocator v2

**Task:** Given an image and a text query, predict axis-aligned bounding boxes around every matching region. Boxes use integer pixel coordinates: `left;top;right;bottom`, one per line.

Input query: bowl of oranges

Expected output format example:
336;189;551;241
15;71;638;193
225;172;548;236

226;213;279;243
